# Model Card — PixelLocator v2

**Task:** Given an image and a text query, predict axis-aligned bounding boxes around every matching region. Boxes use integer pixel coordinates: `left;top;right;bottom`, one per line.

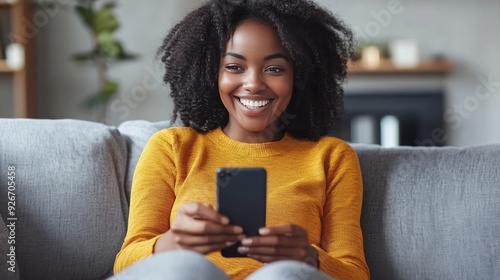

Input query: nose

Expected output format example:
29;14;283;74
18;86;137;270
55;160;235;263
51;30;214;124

242;69;266;93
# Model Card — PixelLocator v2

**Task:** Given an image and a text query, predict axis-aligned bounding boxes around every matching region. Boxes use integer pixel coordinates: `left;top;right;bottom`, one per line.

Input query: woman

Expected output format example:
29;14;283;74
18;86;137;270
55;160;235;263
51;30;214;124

113;0;369;279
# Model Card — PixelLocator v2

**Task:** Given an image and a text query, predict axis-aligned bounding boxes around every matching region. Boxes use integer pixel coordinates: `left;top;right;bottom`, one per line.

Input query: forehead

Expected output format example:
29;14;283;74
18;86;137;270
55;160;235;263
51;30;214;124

225;20;286;53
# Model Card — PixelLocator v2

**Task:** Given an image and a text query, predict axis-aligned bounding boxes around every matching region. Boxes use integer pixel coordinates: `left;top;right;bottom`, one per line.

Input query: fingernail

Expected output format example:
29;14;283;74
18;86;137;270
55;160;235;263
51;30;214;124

221;217;230;225
259;228;270;235
234;226;243;234
237;246;249;253
226;241;236;246
241;238;252;245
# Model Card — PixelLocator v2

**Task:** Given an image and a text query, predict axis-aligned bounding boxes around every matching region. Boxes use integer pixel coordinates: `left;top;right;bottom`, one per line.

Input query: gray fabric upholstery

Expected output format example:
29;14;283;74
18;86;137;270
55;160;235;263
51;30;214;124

0;119;128;280
353;144;500;280
117;120;173;201
0;119;499;280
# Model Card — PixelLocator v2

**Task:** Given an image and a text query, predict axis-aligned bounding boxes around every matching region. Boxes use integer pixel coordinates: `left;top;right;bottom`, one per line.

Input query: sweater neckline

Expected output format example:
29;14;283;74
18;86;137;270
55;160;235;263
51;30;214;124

206;127;296;157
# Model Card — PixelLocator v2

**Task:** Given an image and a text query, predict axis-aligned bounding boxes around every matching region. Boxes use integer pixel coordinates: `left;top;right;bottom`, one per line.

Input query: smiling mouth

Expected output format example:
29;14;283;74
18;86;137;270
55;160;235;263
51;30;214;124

237;97;273;110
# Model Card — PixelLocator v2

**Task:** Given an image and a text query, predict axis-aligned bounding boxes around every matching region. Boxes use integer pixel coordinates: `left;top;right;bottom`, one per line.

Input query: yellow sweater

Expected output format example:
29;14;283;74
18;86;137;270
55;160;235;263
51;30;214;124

114;127;369;280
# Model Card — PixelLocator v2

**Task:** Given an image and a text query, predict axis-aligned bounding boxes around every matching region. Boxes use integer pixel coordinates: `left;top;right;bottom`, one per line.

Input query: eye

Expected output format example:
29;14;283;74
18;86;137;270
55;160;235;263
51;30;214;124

225;64;244;72
265;66;285;74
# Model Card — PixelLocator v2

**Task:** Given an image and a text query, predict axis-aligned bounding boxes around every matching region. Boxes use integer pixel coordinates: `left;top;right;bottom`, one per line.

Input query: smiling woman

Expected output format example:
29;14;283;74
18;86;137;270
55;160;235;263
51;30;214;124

112;1;369;280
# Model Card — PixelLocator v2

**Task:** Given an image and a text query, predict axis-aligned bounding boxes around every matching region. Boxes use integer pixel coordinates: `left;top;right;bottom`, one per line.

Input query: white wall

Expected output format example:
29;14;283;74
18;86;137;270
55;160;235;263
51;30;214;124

35;0;500;146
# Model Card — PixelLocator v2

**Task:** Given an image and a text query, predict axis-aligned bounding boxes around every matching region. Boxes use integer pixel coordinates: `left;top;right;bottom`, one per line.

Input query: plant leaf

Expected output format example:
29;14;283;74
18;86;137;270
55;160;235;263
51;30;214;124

75;6;94;28
72;50;97;62
116;41;138;60
101;79;119;96
118;52;138;60
96;32;120;58
92;6;120;34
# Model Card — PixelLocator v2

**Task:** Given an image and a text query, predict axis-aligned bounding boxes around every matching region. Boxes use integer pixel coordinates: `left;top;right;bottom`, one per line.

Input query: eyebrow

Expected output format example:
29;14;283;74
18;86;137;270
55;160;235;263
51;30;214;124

224;52;289;61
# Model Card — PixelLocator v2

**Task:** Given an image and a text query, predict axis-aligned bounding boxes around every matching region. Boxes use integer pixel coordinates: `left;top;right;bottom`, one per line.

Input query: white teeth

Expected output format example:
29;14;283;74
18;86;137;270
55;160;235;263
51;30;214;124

239;98;271;109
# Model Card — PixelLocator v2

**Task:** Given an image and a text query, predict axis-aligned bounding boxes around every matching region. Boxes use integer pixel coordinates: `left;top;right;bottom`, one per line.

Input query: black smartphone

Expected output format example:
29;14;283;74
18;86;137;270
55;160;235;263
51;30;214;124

216;167;267;257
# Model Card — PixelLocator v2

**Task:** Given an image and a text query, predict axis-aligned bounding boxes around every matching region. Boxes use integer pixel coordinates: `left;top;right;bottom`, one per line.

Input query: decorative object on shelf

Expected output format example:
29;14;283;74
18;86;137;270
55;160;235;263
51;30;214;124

389;39;420;68
5;42;24;70
351;115;377;144
380;115;399;147
355;41;388;69
361;45;382;69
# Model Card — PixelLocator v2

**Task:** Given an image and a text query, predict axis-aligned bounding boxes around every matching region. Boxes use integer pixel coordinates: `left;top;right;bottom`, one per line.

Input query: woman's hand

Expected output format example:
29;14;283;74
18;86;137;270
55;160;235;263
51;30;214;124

236;224;318;266
154;202;245;255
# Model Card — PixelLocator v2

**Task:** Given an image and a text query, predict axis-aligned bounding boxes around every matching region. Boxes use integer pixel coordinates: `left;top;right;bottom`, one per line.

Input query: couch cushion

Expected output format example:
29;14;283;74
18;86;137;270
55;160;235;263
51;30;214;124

117;120;174;201
0;119;128;280
353;144;500;280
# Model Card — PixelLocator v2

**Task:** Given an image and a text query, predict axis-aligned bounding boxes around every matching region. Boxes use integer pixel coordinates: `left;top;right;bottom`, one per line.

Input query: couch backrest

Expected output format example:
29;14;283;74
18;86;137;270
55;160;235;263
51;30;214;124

116;120;173;201
0;119;129;280
353;144;500;280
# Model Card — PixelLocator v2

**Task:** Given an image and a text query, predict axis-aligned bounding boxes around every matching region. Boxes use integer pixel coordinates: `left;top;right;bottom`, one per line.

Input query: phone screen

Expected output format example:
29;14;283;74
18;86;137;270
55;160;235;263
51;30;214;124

216;167;266;257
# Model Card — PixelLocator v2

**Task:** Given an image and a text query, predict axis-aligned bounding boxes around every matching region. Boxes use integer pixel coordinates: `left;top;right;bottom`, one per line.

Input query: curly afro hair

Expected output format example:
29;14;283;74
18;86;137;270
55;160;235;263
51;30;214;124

158;0;355;141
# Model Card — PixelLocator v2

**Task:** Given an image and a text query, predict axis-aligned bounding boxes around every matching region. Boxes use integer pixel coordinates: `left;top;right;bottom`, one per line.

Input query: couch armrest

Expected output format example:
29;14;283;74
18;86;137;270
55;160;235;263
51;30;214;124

0;119;128;279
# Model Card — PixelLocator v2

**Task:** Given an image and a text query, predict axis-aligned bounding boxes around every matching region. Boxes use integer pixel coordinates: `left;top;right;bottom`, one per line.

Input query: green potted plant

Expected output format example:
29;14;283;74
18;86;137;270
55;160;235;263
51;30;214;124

71;0;137;121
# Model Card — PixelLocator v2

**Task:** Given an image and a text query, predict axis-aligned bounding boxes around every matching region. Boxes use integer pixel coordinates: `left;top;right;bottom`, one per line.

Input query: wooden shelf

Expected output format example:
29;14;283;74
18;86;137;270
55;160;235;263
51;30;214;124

0;0;17;7
0;60;16;72
347;59;453;75
0;0;37;118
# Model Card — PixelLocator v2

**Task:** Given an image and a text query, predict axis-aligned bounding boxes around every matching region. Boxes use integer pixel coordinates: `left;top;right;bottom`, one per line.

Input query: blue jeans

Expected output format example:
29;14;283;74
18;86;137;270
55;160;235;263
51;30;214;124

110;250;335;280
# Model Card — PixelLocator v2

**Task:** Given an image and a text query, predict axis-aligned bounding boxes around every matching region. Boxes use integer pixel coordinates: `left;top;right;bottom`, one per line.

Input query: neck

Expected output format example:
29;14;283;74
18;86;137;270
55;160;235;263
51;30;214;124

222;124;284;143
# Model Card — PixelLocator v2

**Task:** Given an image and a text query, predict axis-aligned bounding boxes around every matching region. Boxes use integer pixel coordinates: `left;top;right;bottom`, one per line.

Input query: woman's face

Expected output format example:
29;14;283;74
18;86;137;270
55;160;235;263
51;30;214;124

218;20;294;143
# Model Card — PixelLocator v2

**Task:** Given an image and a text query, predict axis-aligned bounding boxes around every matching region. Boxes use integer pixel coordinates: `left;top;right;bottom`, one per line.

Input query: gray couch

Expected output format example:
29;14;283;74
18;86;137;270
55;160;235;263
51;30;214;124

0;119;499;280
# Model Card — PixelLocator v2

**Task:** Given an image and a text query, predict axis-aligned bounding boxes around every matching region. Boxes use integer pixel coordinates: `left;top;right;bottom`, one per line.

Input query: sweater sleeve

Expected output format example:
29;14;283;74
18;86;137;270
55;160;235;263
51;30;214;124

316;142;370;280
113;131;177;273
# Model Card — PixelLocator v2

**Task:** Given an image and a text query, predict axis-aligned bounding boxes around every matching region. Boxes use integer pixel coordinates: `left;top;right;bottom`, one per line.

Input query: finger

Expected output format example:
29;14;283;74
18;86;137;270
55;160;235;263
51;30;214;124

238;246;306;260
259;224;308;237
241;235;308;248
178;203;230;225
171;218;243;235
174;233;245;247
238;245;306;259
